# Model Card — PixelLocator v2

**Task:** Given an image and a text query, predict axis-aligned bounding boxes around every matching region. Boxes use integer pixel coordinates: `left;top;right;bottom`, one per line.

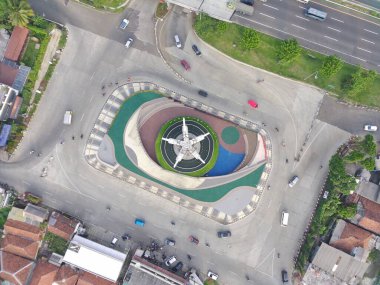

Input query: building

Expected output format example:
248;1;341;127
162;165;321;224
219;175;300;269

356;180;380;204
1;233;40;260
124;249;187;285
0;83;19;121
349;194;380;236
24;203;50;224
0;124;11;147
53;264;80;285
329;219;377;262
0;251;35;285
29;260;60;285
165;0;236;21
4;26;29;62
62;235;127;283
48;211;81;240
308;242;369;284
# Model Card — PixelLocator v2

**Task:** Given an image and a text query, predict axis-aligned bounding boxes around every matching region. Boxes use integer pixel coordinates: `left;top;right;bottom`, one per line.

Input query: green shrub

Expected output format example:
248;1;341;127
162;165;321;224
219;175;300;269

344;150;365;162
360;157;375;170
44;232;69;255
277;38;301;64
319;55;343;78
343;67;377;95
240;29;259;51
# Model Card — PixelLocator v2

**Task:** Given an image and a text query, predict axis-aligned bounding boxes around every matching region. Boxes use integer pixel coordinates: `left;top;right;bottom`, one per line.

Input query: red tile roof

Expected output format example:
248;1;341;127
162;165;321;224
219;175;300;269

30;260;59;285
1;234;40;260
0;62;19;86
330;222;373;254
53;264;79;285
77;271;116;285
358;196;380;235
48;212;79;241
4;26;29;62
0;250;34;285
4;219;42;241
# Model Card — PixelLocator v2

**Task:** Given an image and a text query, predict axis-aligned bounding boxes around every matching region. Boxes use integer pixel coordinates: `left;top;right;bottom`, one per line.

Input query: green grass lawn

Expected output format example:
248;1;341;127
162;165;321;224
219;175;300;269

80;0;126;9
21;40;39;68
194;15;380;108
156;2;168;18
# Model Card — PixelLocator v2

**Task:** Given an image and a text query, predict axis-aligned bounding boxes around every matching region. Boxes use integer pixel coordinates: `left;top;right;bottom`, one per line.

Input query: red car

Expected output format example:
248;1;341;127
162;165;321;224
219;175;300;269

248;99;258;108
180;60;191;71
188;235;199;245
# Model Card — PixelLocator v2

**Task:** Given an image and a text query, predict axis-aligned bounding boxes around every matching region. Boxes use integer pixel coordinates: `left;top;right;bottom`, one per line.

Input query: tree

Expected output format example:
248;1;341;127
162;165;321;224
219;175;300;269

277;38;301;64
319;55;343;78
343;67;377;95
1;0;34;27
344;150;365;163
240;29;259;51
361;134;376;156
360;157;375;170
337;204;357;219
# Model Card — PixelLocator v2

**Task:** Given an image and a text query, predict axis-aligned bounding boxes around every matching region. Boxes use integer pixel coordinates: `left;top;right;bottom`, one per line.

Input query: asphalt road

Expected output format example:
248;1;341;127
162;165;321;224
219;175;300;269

0;0;378;284
232;0;380;71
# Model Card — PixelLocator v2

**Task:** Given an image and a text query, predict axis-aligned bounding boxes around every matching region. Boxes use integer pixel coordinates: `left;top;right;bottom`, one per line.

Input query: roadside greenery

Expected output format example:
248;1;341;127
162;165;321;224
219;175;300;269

0;207;11;229
240;29;259;51
368;249;380;263
194;14;380;107
0;0;34;28
44;232;69;255
78;0;125;11
155;2;168;19
343;135;377;170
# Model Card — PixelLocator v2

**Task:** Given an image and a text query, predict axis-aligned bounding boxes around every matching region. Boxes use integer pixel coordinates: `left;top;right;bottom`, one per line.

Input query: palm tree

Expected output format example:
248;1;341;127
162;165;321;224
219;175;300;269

1;0;34;27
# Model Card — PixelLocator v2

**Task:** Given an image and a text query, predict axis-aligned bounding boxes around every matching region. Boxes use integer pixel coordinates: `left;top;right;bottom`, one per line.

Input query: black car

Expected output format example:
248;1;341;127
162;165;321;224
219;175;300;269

241;0;254;6
198;90;208;97
217;230;232;238
281;270;288;284
172;261;183;272
192;44;201;56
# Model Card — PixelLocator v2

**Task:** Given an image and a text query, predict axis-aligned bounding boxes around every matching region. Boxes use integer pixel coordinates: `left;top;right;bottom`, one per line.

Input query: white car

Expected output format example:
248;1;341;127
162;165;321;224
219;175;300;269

119;18;129;30
165;256;176;266
125;38;133;48
364;125;378;132
288;175;299;188
207;271;219;280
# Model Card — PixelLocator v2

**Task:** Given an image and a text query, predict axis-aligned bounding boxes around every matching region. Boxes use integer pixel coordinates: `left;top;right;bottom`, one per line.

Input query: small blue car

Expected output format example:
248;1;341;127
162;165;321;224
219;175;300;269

135;218;145;227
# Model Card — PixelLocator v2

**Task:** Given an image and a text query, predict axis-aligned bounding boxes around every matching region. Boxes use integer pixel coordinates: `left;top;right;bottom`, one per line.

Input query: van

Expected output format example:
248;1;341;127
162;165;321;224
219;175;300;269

174;35;182;48
288;175;299;187
134;218;145;227
111;237;118;246
165;256;177;266
282;270;289;284
125;38;133;48
281;211;289;227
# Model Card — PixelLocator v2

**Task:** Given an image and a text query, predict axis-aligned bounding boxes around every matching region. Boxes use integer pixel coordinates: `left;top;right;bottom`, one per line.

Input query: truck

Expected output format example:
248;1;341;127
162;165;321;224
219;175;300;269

235;2;254;15
63;111;72;125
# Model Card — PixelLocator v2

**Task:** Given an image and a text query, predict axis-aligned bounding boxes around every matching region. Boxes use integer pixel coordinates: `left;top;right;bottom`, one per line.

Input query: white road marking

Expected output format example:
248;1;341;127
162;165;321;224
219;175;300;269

263;3;279;10
127;226;135;231
259;13;276;19
357;47;372;53
298;5;306;9
229;271;239;276
80;113;85;121
364;29;378;35
331;17;344;23
327;26;341;32
208;261;215;265
324;35;338;42
89;93;95;103
90;71;95;80
22;181;31;186
291;24;306;30
296;15;309;21
267;200;272;208
361;38;375;45
98;185;105;189
234;15;367;63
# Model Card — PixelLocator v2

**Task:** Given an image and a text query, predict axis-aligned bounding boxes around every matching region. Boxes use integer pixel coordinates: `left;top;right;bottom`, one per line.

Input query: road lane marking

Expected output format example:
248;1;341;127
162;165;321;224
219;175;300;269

263;3;279;10
234;15;367;62
208;261;215;265
364;29;378;35
89;93;95;103
296;15;309;21
324;35;338;41
298;5;306;9
90;72;95;80
361;38;375;45
327;26;341;32
229;271;239;276
357;47;372;53
80;113;85;121
22;181;31;186
259;12;276;19
291;24;306;30
330;17;344;23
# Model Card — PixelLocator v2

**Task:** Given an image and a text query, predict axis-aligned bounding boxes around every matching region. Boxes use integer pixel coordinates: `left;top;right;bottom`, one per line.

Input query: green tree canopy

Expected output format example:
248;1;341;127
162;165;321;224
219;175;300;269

240;29;259;51
1;0;34;27
319;55;343;78
277;38;301;64
343;67;377;95
337;204;357;219
361;134;376;156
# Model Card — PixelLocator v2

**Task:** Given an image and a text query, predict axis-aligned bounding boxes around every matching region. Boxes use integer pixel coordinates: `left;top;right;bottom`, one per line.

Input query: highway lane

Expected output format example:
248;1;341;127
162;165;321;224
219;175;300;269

233;0;380;70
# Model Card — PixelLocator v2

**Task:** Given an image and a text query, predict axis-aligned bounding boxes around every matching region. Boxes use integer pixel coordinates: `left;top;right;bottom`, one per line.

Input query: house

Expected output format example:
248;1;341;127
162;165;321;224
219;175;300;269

349;194;380;236
62;235;127;283
53;264;79;285
4;219;42;241
29;260;60;285
23;203;49;224
0;250;35;285
0;124;11;147
355;180;380;204
308;242;369;284
1;233;40;260
329;219;377;262
0;83;19;121
48;211;80;240
77;271;116;285
4;26;29;62
0;61;19;86
0;29;10;58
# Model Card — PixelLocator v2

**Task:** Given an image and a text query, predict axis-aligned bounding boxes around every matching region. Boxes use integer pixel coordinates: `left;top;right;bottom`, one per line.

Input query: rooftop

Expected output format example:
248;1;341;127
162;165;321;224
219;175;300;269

356;181;380;204
1;233;40;260
77;271;116;285
0;250;35;285
53;264;79;285
48;211;80;240
62;235;127;282
311;242;369;283
29;260;59;285
4;26;29;62
0;61;19;86
4;219;42;241
24;203;49;223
